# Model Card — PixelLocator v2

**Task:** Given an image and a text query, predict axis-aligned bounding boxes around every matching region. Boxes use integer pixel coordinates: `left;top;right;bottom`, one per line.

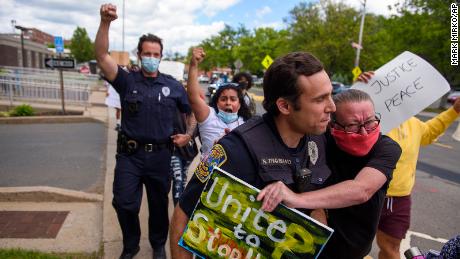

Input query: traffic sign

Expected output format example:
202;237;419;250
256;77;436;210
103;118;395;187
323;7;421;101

352;66;362;81
54;36;64;54
261;55;273;69
234;59;243;70
45;58;75;69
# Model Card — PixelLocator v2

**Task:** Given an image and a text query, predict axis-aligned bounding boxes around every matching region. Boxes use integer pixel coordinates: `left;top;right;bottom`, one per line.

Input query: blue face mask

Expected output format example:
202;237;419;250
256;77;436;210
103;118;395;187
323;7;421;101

141;56;160;73
217;109;238;124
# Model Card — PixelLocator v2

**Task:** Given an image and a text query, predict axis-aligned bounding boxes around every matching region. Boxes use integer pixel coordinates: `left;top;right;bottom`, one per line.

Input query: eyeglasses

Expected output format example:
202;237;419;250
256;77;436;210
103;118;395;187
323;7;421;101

333;116;381;134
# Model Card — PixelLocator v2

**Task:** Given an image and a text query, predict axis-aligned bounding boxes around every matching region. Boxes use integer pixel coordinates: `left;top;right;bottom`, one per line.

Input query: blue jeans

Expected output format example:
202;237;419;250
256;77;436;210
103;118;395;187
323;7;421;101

170;155;192;205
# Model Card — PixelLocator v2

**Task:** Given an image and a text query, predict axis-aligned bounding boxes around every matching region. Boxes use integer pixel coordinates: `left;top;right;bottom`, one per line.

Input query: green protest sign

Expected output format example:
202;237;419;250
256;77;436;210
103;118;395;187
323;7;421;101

179;167;333;258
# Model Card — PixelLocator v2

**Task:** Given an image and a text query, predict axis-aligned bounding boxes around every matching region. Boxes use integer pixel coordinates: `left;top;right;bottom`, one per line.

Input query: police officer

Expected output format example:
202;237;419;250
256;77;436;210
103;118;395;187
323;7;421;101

96;4;193;259
170;52;337;258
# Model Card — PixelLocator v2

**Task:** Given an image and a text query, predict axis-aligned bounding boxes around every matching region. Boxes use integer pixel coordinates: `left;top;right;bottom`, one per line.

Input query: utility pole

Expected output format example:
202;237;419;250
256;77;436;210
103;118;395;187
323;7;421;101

354;0;367;68
122;0;125;51
11;20;16;33
15;25;29;67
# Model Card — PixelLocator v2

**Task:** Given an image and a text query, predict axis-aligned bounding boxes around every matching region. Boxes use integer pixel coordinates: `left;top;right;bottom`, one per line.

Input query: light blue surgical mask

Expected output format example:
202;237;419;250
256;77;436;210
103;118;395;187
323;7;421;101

141;56;160;73
217;109;238;124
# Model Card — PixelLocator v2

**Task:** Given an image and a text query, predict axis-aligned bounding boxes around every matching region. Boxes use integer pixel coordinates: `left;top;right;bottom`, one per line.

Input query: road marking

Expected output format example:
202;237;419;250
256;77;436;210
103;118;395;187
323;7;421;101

400;230;449;257
433;142;453;149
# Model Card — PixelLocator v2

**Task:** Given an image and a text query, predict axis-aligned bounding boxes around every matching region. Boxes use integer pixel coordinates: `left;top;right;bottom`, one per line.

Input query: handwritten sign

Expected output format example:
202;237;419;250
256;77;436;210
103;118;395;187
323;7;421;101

179;167;333;259
352;51;451;133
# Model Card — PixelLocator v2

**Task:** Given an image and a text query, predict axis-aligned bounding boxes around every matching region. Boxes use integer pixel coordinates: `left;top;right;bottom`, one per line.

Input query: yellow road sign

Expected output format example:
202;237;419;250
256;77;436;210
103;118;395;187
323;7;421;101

352;66;362;81
261;55;274;69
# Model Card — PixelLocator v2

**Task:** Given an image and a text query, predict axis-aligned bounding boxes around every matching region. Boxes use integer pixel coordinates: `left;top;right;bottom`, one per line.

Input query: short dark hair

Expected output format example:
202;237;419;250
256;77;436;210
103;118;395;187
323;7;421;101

137;33;163;56
232;72;253;90
210;83;252;121
262;52;324;116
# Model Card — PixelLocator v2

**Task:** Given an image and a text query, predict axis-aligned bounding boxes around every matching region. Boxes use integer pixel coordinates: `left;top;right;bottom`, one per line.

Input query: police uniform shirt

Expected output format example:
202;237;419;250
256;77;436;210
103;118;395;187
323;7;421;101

179;113;331;218
109;66;191;143
320;132;402;259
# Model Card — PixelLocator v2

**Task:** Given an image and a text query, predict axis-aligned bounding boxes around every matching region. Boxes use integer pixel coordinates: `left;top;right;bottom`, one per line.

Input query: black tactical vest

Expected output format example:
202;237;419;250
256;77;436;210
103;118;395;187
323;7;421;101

233;116;331;192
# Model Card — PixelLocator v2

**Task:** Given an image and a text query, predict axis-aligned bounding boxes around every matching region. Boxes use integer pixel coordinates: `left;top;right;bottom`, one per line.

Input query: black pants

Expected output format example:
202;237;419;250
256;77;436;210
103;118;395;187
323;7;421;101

112;148;172;252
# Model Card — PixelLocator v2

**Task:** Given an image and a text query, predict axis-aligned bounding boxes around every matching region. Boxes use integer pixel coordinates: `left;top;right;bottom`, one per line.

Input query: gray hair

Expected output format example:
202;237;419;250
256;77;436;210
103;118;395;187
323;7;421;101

332;89;374;120
333;89;374;106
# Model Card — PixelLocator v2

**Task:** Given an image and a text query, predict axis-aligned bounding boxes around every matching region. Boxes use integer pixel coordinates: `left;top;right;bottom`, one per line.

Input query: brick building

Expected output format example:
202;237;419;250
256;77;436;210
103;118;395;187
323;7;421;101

0;33;53;68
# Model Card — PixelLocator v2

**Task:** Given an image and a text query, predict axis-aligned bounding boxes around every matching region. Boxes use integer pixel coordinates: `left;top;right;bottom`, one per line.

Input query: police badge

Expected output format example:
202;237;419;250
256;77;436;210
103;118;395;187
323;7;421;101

308;141;318;165
162;86;170;97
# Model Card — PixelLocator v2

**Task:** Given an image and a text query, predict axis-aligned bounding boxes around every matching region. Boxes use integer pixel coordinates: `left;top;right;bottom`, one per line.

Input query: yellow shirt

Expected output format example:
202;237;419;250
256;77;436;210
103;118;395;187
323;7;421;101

386;108;459;196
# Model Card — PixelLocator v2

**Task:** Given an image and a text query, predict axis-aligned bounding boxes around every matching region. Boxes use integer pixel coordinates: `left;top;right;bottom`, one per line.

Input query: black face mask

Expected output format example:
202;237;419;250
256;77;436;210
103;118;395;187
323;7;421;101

238;82;248;89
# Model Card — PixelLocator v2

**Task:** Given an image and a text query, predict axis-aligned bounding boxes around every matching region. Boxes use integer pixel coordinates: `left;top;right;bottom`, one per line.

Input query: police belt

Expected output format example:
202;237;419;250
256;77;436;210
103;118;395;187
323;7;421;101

120;134;172;153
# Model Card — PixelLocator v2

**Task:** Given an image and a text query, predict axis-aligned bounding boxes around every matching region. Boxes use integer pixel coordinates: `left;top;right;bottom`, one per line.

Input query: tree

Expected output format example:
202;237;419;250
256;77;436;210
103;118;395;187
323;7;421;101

69;27;95;63
234;27;290;75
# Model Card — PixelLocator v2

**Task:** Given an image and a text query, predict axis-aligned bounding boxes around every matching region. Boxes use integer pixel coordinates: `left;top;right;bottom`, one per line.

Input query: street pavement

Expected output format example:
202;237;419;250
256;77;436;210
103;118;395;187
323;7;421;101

0;122;106;192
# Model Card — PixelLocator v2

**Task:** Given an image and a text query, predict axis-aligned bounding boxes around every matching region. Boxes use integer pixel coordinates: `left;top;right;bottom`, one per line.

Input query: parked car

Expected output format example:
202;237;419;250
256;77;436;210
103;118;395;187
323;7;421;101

447;90;460;104
332;81;348;95
198;75;210;84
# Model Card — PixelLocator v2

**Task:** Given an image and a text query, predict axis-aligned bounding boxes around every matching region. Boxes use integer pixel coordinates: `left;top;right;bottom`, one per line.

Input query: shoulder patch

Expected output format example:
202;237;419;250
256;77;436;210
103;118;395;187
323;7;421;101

194;144;227;183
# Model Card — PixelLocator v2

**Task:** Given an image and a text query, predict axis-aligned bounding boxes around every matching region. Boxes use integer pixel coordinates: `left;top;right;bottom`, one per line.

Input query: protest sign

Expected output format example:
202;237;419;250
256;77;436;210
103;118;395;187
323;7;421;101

179;167;333;259
159;61;185;81
352;51;451;134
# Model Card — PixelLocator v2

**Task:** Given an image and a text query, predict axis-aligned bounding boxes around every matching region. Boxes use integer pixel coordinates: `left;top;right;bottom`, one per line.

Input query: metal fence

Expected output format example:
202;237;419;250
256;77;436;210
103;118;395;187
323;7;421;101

0;66;98;107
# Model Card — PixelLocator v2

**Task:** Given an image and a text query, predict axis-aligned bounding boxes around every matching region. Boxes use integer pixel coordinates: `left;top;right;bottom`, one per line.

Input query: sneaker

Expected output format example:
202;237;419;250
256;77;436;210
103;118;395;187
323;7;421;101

153;246;166;259
119;246;140;259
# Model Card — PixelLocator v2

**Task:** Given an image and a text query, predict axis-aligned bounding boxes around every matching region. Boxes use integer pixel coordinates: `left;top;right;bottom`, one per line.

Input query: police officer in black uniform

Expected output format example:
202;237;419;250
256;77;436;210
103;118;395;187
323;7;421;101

96;4;193;259
170;51;337;258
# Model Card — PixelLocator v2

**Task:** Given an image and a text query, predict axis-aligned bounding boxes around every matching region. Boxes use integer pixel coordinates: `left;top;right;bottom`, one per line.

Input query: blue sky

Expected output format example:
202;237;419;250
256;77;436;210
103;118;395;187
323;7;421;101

196;0;302;30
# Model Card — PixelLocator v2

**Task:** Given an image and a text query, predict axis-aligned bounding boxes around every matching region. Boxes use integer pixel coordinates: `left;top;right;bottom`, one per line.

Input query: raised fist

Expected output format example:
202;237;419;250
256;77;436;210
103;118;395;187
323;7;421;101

191;47;206;65
100;3;118;23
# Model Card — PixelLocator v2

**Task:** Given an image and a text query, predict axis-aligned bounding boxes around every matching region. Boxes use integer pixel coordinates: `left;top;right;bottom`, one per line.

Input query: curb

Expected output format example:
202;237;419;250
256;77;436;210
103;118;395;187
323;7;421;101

0;186;103;202
0;115;103;124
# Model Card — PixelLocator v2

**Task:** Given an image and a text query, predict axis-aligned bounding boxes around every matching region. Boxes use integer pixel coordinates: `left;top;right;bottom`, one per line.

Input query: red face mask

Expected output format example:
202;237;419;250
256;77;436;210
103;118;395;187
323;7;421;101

330;125;380;157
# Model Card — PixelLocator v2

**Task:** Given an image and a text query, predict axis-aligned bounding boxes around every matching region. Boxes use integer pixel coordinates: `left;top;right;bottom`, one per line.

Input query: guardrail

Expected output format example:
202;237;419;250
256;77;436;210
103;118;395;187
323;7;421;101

0;66;98;107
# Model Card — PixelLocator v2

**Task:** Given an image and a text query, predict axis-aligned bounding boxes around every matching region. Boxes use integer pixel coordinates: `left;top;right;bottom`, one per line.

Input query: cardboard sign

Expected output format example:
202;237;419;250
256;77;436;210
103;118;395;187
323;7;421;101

351;51;451;133
110;51;130;66
179;167;333;259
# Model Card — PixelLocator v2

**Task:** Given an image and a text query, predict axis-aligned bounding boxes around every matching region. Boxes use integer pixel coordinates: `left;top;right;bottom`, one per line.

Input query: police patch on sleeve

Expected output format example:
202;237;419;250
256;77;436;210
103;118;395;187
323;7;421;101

194;144;227;183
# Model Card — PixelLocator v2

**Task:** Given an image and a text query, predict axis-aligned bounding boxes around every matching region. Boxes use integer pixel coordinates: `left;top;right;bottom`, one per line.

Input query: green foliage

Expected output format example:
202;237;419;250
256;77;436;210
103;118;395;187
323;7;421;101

9;104;35;117
69;27;95;63
0;248;60;259
0;111;9;117
0;248;101;259
234;27;290;75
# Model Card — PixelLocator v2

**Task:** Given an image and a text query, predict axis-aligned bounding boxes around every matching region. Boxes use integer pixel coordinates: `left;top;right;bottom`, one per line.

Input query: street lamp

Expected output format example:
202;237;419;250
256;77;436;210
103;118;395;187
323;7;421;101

15;25;30;67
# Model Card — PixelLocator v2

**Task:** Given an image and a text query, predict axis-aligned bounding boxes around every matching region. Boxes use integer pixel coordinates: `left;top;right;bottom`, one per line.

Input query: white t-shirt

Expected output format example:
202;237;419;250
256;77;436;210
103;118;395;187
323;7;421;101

104;82;121;109
198;108;244;155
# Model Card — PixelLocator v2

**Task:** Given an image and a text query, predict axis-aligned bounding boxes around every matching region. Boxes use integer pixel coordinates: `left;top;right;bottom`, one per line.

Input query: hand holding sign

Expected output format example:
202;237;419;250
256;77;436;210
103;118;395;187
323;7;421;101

257;181;296;212
352;51;451;133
